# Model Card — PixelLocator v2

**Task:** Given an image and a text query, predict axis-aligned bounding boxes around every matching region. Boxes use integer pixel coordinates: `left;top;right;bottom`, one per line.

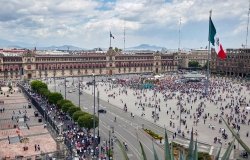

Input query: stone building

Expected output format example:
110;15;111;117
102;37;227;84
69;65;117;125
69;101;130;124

211;48;250;77
0;48;178;80
176;49;209;69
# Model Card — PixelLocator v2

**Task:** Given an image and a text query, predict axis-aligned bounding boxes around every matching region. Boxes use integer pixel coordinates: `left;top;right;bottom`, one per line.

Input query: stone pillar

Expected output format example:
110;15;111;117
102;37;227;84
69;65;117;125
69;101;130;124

56;136;65;158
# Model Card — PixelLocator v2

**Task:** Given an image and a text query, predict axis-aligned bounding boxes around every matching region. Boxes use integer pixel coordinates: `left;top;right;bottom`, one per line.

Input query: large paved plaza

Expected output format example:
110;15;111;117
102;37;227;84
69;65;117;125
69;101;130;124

49;74;250;152
0;87;57;159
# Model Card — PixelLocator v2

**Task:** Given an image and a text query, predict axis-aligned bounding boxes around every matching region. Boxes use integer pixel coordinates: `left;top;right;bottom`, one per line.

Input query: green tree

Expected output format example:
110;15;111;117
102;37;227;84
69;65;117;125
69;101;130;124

77;114;98;130
188;61;200;68
48;92;63;105
38;88;50;98
31;80;47;92
57;99;71;109
68;107;81;117
62;102;74;113
72;111;87;122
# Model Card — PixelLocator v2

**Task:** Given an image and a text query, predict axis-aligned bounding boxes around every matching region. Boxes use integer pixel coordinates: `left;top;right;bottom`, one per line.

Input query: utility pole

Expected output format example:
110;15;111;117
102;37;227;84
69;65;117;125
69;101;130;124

178;17;182;52
246;0;250;48
179;101;182;133
108;130;111;160
124;20;126;53
54;66;56;92
78;77;80;107
93;73;96;157
64;77;67;99
97;91;100;158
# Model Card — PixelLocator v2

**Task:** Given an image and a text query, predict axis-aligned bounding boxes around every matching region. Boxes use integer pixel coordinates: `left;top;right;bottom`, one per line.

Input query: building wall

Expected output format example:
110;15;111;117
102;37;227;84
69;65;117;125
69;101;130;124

0;49;178;80
176;49;209;68
212;48;250;77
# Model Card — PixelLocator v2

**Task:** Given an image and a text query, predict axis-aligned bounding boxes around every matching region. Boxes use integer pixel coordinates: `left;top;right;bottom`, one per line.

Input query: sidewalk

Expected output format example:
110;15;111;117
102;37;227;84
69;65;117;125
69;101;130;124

0;87;57;159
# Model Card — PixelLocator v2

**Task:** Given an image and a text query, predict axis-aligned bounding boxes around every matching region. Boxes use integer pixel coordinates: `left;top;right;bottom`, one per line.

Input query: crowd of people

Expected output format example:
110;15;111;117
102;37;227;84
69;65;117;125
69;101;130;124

83;74;250;150
26;84;106;160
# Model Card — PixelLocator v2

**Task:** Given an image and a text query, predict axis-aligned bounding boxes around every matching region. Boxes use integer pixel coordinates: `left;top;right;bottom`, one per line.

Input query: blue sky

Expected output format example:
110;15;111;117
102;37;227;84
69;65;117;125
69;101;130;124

0;0;248;49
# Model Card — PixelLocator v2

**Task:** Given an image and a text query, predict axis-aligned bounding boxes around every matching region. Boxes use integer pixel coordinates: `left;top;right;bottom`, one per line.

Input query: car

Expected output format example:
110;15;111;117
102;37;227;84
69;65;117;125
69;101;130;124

86;82;93;85
98;109;107;113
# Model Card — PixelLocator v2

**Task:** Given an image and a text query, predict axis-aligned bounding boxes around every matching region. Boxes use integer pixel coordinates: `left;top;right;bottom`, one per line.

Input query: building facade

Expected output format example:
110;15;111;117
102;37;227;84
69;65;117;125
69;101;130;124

176;49;209;68
211;48;250;77
0;48;178;80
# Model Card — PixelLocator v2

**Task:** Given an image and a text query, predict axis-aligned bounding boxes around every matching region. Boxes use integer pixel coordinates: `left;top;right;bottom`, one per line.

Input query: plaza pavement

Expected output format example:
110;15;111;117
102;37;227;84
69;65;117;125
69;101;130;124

46;75;250;159
0;87;57;159
75;78;249;147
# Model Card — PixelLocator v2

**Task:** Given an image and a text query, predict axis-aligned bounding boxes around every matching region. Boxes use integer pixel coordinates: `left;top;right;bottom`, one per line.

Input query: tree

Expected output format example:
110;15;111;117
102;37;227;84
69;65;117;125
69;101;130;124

57;99;72;109
48;92;63;105
68;107;81;117
188;61;200;68
38;88;50;98
31;80;47;92
77;114;99;130
62;102;74;113
72;111;87;122
114;47;122;52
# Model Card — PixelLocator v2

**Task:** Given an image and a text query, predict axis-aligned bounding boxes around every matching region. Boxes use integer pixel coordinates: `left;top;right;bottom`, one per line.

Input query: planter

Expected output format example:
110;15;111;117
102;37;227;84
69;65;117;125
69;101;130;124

143;128;163;141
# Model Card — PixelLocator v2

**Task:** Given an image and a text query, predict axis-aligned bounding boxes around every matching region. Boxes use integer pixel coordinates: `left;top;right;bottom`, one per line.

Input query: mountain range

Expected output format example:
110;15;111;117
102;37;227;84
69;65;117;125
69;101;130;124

0;38;165;51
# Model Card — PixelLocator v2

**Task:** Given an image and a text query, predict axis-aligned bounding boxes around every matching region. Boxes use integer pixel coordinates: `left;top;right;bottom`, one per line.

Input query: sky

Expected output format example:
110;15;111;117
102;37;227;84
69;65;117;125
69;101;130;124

0;0;248;49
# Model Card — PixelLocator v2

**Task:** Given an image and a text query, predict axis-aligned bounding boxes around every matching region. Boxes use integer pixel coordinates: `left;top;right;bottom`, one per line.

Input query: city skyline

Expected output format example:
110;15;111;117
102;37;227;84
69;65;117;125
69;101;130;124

0;0;248;49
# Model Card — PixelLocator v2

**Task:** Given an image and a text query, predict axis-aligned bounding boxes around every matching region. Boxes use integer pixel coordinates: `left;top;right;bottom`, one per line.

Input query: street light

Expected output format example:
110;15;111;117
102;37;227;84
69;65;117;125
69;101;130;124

154;98;157;123
64;77;67;99
78;77;81;107
54;66;56;92
97;91;100;157
92;73;96;157
179;101;182;133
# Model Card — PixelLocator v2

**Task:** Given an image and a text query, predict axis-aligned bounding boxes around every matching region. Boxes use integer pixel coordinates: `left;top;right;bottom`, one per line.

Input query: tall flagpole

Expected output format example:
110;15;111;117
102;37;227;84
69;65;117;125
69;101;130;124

178;17;181;52
246;0;250;48
205;10;212;95
124;21;126;52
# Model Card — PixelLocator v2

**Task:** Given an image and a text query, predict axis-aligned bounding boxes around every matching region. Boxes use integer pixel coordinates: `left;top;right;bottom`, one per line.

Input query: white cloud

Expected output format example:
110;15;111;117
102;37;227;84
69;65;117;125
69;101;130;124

0;0;248;48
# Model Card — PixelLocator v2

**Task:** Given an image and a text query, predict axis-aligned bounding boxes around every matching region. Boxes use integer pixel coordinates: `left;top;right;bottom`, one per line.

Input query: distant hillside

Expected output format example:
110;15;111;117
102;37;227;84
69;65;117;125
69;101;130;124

37;45;83;50
127;44;165;51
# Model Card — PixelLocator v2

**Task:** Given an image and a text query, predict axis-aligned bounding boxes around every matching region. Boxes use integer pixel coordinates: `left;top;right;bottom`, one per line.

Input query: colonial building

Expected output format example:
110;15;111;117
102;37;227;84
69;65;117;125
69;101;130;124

176;49;209;68
211;48;250;77
0;48;178;80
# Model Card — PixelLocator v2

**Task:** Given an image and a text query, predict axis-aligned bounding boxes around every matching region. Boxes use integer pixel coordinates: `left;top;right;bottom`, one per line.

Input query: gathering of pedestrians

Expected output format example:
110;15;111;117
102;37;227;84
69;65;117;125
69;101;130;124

23;82;110;159
78;74;250;150
43;72;250;158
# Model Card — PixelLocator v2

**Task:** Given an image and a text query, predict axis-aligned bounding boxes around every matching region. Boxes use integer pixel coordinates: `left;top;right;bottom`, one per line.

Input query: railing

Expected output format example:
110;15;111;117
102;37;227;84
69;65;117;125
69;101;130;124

18;84;60;135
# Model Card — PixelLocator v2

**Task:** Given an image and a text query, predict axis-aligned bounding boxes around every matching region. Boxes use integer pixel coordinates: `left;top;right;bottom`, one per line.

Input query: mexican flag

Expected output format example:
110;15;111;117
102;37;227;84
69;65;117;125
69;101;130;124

216;38;227;60
209;17;227;59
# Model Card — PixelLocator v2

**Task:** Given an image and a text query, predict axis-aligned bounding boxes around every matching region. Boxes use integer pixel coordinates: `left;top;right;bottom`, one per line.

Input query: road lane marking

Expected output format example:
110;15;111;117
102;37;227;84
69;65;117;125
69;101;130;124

101;122;141;160
101;114;155;155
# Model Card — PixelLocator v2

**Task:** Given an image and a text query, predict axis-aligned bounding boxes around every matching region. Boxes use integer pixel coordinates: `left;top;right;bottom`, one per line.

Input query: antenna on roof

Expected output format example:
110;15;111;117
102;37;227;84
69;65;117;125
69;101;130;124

246;0;250;48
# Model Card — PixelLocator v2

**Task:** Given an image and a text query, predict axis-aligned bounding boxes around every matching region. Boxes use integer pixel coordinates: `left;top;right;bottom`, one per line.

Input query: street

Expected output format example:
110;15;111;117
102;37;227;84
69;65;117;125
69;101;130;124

47;77;213;159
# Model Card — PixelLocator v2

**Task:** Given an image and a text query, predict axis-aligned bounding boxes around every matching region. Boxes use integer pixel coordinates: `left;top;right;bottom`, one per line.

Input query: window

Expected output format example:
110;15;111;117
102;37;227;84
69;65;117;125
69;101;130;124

27;65;31;69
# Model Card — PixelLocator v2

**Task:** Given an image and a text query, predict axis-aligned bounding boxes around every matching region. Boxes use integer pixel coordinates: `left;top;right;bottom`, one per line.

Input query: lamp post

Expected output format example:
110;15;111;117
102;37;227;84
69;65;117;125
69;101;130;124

97;91;100;157
92;73;96;157
64;77;67;99
179;101;182;133
154;97;157;123
54;66;56;92
78;77;81;107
